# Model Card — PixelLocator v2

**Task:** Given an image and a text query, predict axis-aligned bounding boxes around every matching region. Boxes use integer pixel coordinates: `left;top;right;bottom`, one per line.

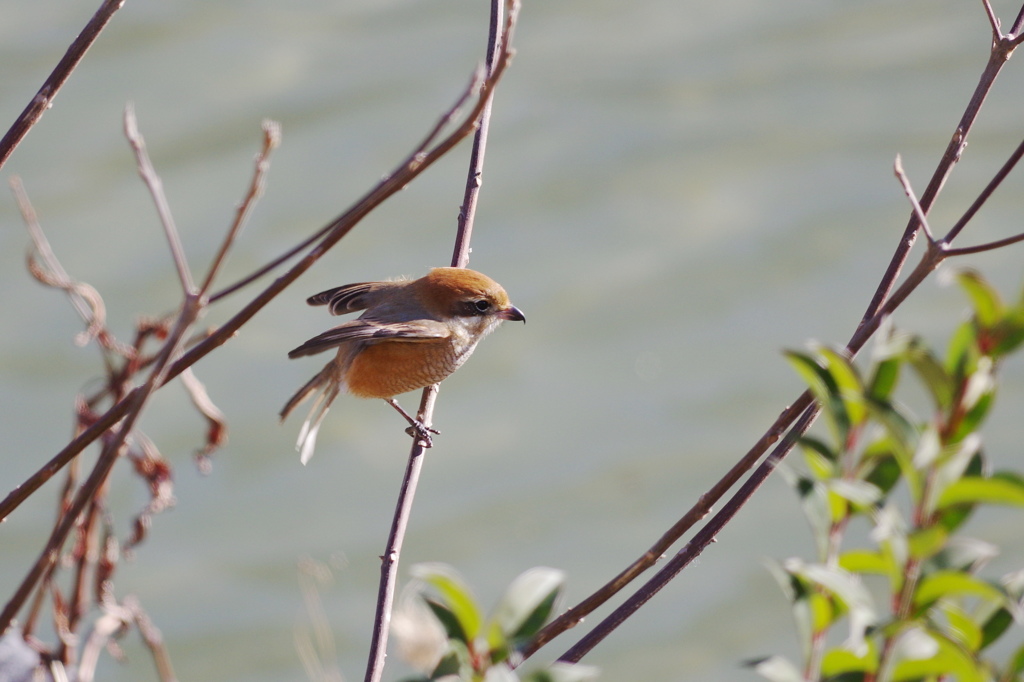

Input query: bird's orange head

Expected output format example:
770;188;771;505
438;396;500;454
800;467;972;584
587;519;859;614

415;267;526;326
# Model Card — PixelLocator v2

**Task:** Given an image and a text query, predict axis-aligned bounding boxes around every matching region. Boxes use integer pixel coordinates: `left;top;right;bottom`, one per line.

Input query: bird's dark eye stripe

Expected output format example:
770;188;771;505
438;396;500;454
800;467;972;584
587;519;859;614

460;299;492;316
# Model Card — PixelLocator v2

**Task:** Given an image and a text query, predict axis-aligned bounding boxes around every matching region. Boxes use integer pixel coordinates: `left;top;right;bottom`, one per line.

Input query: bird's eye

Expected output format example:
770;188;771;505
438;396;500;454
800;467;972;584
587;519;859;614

472;299;492;313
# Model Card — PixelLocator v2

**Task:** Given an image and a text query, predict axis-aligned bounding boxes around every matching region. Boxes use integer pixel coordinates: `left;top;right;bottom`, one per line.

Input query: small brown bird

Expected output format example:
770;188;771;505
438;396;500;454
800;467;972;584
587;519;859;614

281;267;525;463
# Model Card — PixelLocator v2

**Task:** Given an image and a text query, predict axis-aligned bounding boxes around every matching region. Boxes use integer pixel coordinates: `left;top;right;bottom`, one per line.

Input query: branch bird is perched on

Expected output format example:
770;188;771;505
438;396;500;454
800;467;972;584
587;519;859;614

281;267;525;464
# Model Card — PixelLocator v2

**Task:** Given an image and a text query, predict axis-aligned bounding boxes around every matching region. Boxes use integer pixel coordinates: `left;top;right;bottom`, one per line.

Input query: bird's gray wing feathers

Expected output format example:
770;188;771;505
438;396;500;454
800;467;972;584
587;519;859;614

287;319;449;358
306;281;405;316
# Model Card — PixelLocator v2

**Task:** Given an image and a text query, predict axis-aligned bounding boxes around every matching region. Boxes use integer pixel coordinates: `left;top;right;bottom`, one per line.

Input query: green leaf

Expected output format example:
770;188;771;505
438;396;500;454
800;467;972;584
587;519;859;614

889;627;983;682
828;480;882;512
937;476;1024;509
784;560;876;654
412;564;484;642
906;338;955;411
940;601;983;652
424;598;468;644
929;537;998;574
819;346;868;428
428;648;470;680
860;451;901;497
907;526;948;561
945;320;980;381
950;358;996;441
957;269;1005;329
979;607;1013;651
800;435;839;475
863;401;919;489
786;349;851;447
839;549;888;576
820;641;879;677
913;570;1006;611
990;313;1024;357
933;453;987;533
867;356;901;402
1005;642;1024;676
492;567;565;642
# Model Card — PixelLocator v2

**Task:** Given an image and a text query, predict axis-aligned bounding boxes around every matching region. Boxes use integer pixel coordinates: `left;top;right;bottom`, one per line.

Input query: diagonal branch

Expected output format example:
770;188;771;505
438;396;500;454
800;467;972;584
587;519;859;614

0;0;125;171
0;19;517;527
521;0;1024;662
200;120;281;294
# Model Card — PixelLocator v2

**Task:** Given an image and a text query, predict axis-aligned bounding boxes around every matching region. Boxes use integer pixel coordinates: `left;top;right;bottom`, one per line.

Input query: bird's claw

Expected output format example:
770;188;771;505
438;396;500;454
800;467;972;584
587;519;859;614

405;421;440;447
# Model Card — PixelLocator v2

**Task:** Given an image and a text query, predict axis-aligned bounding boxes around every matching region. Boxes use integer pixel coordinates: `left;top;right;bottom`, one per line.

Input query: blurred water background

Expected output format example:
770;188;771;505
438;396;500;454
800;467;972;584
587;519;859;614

3;0;1024;680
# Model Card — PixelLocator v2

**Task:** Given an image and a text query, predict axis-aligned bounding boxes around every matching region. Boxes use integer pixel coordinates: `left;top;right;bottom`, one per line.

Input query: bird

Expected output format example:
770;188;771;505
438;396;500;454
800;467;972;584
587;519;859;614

281;267;525;464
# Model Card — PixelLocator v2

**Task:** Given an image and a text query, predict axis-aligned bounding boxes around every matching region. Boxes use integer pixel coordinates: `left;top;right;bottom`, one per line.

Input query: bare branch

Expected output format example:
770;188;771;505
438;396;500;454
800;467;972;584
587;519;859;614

364;5;517;680
893;155;937;245
450;0;511;269
124;104;195;295
0;0;126;171
12;177;132;355
857;0;1017;331
0;31;517;526
982;0;1001;38
943;135;1024;244
944;231;1024;256
524;2;1024;659
200;120;281;294
0;288;205;634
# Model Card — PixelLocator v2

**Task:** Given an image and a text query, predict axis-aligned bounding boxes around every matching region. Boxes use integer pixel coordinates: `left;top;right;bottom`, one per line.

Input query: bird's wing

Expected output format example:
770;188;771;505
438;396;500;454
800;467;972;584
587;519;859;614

306;280;405;316
287;319;450;358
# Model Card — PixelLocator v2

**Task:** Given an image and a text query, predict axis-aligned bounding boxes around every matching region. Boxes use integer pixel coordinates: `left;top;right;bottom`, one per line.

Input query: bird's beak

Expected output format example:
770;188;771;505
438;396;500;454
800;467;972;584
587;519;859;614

498;305;526;323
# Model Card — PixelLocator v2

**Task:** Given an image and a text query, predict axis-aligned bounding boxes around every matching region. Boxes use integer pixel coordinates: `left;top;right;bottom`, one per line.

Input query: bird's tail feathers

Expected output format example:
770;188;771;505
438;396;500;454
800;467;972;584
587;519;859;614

280;365;341;465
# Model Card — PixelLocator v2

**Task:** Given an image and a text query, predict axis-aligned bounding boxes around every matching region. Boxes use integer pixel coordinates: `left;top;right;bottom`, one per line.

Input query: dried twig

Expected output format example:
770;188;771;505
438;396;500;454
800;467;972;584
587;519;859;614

893;155;937;245
201;120;281;294
1;111;209;635
0;0;125;171
124;104;195;295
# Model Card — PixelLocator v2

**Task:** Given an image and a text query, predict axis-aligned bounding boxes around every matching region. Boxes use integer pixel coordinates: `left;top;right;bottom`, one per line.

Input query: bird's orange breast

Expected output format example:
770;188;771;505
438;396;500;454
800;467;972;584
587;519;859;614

344;340;464;399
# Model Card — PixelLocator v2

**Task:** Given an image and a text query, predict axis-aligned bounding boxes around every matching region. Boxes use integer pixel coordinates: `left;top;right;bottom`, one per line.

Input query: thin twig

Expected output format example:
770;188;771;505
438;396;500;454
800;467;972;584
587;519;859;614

0;0;125;171
364;441;429;682
981;0;1001;37
0;296;202;634
12;177;127;353
451;0;508;269
208;67;486;305
944;231;1024;256
200;120;281;294
893;155;937;245
522;0;1024;660
0;20;517;526
943;135;1024;244
1;111;225;635
0;388;128;523
363;3;515;681
545;163;967;661
558;403;821;663
124;104;195;295
521;390;811;655
857;17;1012;330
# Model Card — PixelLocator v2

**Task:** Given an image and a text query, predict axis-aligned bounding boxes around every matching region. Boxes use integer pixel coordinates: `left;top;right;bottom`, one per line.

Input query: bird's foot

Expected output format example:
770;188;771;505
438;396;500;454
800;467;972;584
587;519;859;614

404;421;440;447
386;398;439;447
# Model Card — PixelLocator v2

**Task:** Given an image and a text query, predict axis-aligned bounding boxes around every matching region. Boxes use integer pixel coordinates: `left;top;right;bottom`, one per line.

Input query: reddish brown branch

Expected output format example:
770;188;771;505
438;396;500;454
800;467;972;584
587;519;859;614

520;0;1024;662
0;0;126;171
